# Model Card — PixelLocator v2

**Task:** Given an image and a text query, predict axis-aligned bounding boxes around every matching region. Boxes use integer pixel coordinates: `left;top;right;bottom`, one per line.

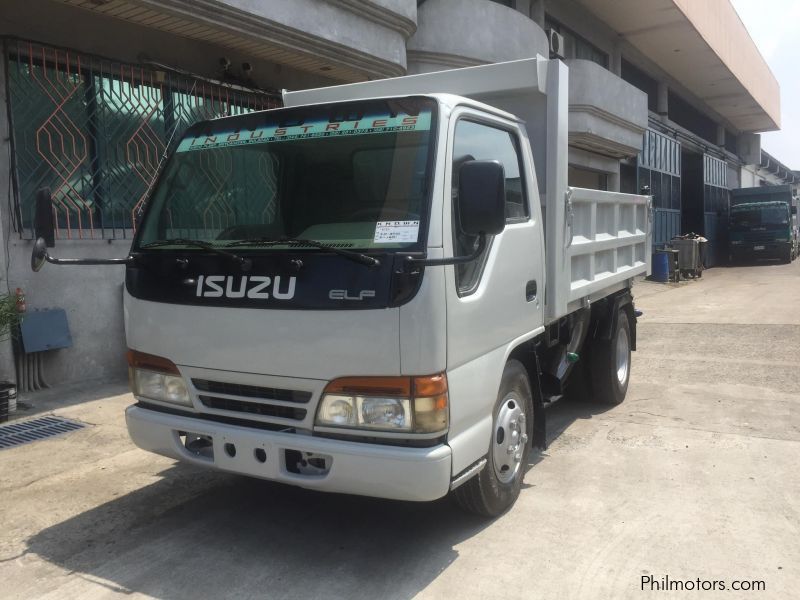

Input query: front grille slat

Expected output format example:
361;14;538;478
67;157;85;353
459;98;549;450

192;379;311;404
189;389;306;409
740;231;781;244
198;395;306;421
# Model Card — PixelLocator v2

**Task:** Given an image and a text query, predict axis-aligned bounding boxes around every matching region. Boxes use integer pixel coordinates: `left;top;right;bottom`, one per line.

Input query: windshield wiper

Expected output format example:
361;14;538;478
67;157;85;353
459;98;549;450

224;237;380;268
140;238;251;269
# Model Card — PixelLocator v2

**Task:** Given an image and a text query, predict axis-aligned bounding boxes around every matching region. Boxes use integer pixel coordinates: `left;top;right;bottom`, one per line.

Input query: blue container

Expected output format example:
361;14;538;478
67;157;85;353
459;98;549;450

651;251;669;283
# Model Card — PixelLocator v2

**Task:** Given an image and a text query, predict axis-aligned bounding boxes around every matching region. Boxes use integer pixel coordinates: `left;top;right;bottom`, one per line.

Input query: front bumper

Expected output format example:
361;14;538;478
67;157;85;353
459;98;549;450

126;405;452;502
731;242;789;259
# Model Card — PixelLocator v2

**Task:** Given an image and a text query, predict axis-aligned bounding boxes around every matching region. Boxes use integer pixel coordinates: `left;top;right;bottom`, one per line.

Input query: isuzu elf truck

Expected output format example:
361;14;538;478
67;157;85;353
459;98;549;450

32;57;652;516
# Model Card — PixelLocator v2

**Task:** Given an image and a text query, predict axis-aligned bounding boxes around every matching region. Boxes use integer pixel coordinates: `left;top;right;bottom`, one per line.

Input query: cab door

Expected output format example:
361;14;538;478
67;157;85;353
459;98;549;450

444;108;545;475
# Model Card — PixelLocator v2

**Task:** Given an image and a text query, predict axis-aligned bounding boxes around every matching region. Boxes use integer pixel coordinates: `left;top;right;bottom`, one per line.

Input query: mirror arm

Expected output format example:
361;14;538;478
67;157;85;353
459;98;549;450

44;254;133;267
403;233;486;268
31;237;133;272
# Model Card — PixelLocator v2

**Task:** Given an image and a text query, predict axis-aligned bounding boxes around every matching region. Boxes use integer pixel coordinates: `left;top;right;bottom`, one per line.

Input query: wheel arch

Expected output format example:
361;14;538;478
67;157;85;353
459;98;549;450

505;336;547;450
589;289;637;351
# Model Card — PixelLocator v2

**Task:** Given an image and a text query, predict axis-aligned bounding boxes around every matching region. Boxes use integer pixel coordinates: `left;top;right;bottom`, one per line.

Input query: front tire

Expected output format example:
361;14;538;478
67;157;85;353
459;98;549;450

589;309;632;405
453;360;533;517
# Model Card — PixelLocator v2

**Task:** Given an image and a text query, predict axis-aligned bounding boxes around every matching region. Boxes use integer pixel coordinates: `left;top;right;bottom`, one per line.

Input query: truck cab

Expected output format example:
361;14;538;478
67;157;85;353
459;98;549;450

730;185;798;264
729;200;796;264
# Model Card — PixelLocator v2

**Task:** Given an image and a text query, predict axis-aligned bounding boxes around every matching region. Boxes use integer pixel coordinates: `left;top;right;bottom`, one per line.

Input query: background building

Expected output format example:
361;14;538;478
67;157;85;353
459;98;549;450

0;0;791;393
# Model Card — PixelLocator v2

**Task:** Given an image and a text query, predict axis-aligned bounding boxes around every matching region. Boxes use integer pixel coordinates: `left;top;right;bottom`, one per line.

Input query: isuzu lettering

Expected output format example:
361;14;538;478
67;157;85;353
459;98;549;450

32;57;652;516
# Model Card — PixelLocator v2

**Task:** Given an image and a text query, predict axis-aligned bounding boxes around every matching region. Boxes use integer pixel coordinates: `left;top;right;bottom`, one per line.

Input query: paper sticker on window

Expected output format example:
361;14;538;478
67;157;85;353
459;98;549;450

374;221;420;244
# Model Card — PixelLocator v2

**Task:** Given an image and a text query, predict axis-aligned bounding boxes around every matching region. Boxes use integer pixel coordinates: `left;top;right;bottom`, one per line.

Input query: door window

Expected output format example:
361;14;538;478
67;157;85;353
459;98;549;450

451;120;527;295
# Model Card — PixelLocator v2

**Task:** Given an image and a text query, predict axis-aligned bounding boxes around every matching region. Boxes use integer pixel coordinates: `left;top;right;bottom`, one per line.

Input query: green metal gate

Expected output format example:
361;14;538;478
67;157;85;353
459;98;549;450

4;38;282;240
638;128;681;249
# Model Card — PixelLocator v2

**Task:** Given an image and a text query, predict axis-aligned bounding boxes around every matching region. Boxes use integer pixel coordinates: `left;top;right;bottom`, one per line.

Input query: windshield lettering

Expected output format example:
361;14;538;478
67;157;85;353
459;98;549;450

178;114;431;152
137;97;436;255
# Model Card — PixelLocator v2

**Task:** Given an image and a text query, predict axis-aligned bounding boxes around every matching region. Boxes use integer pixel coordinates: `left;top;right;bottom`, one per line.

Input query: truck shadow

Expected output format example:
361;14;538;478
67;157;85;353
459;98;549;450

525;397;616;472
25;465;483;600
25;398;611;600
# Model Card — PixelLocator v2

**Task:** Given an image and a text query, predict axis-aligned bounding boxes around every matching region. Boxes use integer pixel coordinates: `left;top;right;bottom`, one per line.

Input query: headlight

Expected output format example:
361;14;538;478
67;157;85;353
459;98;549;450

316;374;448;434
127;350;191;407
318;395;412;430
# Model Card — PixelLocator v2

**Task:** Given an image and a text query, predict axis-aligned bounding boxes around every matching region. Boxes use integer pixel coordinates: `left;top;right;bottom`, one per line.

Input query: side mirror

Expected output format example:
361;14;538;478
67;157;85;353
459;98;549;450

457;160;506;236
31;237;133;272
31;237;49;272
404;160;507;269
35;187;56;248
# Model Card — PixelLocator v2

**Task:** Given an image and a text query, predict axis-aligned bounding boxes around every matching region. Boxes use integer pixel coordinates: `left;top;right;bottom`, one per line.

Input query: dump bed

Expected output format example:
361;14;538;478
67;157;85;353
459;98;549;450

566;187;651;313
284;57;652;322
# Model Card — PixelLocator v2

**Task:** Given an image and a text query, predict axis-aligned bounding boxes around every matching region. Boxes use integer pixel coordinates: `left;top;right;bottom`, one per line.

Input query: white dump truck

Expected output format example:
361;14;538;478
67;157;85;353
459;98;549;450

32;57;651;516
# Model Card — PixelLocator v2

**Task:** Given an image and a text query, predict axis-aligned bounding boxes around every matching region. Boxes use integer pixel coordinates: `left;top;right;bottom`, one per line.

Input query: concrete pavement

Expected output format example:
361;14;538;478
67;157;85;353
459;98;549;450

1;261;798;599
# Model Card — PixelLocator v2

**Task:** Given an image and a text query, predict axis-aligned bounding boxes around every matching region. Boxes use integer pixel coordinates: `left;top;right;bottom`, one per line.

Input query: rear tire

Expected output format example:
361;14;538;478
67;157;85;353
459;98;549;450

453;360;533;517
589;309;631;405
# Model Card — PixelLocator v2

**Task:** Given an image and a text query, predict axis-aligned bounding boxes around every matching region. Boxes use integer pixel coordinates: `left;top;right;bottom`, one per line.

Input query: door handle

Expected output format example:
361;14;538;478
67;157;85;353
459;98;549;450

526;280;537;302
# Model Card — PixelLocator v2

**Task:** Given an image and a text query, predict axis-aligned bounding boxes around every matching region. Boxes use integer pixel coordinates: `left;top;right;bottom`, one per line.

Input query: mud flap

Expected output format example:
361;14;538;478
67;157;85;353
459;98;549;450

530;352;547;450
596;291;637;351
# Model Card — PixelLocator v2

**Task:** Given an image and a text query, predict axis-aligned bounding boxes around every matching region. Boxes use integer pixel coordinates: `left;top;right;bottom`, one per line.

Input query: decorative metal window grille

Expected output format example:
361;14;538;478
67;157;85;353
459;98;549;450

3;38;282;240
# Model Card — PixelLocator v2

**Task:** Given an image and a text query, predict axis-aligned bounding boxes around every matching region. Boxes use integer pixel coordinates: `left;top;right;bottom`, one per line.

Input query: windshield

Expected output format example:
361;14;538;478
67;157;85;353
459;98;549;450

136;97;436;252
731;205;789;231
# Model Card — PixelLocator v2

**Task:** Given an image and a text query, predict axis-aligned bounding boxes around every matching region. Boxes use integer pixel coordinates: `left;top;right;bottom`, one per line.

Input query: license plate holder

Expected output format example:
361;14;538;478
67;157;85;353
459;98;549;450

754;245;765;251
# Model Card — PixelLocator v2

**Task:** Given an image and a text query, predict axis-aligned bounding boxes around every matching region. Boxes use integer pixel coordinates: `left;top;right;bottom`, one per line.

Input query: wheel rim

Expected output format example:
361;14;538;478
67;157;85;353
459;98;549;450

615;326;630;386
492;396;528;484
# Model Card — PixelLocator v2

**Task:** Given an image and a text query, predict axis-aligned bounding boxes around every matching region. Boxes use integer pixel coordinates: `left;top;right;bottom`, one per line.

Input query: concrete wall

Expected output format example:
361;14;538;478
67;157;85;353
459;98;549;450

567;59;648;159
208;0;416;75
407;0;548;74
0;51;130;385
672;0;780;129
568;148;621;191
0;0;341;91
544;0;619;63
8;241;128;384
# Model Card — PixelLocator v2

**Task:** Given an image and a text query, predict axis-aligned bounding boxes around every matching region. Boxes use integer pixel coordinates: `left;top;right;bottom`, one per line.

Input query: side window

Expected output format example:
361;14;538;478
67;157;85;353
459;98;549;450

452;120;527;296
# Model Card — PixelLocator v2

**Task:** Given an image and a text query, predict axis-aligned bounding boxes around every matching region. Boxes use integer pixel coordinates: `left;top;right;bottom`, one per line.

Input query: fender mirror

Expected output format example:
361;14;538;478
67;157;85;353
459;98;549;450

30;237;133;272
34;187;56;248
30;237;132;272
31;237;48;272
